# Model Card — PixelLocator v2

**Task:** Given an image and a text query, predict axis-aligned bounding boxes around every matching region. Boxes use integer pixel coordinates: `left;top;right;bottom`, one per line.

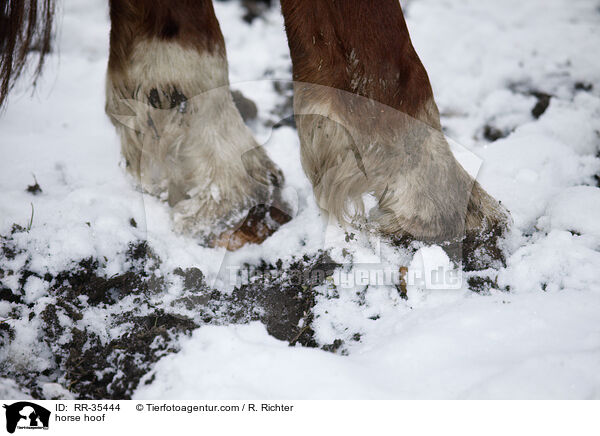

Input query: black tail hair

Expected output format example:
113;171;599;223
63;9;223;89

0;0;55;108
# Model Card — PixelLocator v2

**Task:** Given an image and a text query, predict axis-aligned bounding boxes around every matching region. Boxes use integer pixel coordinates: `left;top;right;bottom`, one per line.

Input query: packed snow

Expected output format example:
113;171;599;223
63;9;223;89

0;0;599;399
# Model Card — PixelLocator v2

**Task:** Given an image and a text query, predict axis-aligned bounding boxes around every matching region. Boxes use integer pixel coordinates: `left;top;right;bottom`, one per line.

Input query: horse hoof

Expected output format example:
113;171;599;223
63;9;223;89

211;204;292;251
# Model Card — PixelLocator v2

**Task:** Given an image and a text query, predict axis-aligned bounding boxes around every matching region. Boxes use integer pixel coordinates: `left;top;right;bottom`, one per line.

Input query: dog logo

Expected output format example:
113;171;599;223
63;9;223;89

2;402;50;433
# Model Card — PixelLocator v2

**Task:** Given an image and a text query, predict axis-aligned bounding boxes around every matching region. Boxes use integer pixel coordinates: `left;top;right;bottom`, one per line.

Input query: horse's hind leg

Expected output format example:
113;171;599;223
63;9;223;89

105;0;289;249
280;0;509;254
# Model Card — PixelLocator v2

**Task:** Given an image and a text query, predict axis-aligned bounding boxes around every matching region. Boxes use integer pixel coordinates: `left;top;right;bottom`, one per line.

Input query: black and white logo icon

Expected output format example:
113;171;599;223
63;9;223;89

2;402;50;433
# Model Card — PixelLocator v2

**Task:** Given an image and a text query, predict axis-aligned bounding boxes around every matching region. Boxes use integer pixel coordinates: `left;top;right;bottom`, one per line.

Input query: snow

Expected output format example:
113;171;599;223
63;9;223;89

0;378;32;400
136;291;600;400
1;0;600;399
541;186;600;238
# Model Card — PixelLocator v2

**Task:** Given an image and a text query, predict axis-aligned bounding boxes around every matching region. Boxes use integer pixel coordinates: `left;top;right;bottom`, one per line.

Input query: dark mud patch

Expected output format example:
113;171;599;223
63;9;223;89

574;81;593;92
0;227;337;399
170;253;338;347
240;0;272;23
268;80;295;129
482;124;510;142
595;147;600;187
508;83;554;119
216;0;273;24
26;175;42;195
391;221;508;293
58;311;197;399
530;91;552;119
443;223;508;293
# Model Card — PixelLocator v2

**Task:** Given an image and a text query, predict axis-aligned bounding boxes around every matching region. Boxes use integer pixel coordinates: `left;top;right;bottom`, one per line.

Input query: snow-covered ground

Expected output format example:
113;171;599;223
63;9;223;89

1;0;599;399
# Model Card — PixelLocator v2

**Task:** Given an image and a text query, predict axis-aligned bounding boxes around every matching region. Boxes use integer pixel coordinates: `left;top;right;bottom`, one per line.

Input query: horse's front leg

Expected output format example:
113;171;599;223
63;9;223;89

280;0;509;265
106;0;289;249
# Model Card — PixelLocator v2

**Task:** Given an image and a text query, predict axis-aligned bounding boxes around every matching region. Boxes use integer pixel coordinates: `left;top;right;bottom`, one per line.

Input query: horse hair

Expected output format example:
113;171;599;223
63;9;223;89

0;0;55;108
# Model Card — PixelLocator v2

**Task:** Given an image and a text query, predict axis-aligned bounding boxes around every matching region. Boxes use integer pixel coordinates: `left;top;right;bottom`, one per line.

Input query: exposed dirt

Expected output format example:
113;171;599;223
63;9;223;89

0;225;338;399
530;91;552;119
268;80;295;129
26;176;42;195
240;0;272;24
483;124;510;142
390;219;508;293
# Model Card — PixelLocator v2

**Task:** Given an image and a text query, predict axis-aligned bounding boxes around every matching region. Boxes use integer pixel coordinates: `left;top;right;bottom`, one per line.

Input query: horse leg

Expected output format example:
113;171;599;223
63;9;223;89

280;0;508;257
106;0;289;249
